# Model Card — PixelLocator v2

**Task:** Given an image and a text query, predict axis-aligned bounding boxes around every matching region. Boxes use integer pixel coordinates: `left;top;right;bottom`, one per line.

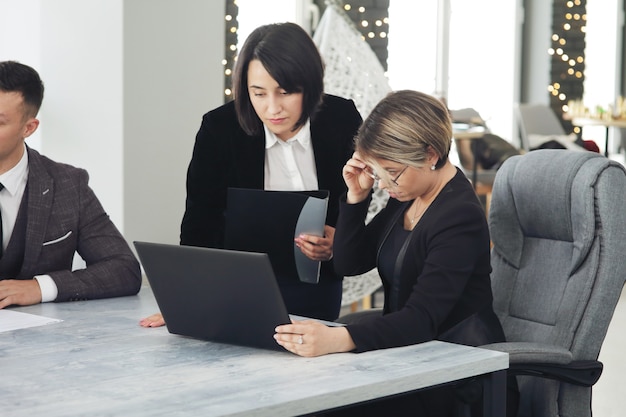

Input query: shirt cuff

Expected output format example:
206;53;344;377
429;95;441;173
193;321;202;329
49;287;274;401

34;275;59;303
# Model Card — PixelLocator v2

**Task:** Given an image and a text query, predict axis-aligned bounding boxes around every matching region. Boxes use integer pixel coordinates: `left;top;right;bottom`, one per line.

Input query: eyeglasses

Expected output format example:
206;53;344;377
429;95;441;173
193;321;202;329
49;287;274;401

366;165;409;187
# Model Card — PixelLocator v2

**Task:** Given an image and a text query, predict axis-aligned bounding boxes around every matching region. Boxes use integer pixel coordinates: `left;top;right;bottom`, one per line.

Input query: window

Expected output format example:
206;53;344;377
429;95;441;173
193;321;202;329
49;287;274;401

388;0;520;141
236;1;521;141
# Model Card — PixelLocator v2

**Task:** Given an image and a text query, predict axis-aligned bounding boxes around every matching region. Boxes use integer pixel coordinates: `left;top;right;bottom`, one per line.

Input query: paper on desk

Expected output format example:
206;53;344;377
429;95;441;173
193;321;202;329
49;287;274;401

0;309;62;333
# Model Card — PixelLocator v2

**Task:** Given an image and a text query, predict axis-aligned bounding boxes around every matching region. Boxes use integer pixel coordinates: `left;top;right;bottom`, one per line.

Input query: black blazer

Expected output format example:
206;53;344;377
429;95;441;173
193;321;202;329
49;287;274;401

181;94;363;284
334;169;505;352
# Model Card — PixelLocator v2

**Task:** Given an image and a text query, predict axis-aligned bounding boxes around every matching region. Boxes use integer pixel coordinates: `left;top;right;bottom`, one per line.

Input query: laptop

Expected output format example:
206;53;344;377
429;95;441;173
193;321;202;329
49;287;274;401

133;241;342;351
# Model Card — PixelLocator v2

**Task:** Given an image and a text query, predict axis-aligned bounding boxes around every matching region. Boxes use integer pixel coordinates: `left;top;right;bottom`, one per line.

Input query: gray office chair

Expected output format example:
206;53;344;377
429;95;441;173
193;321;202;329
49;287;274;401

516;103;586;152
482;149;626;417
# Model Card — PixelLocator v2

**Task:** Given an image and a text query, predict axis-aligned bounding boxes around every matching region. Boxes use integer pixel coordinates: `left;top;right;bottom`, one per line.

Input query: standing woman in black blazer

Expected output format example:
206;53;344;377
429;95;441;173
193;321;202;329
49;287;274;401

140;22;362;326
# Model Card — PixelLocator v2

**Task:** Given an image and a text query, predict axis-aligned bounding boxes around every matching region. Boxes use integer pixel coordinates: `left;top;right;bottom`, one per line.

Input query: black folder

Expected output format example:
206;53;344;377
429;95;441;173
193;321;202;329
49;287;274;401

224;188;329;284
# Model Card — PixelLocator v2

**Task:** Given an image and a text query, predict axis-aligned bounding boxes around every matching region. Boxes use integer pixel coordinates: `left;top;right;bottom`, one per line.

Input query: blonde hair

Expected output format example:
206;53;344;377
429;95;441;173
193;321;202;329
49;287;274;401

355;90;452;170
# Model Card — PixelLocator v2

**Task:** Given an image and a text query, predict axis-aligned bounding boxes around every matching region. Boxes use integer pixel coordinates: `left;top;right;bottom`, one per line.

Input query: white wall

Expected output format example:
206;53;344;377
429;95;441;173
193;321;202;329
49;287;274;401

122;0;223;245
0;0;43;149
0;0;224;246
39;0;124;228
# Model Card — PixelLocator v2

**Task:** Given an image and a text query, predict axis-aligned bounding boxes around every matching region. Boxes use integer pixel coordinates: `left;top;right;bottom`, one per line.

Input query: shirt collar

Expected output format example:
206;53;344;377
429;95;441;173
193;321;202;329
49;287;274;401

0;144;29;196
264;119;311;149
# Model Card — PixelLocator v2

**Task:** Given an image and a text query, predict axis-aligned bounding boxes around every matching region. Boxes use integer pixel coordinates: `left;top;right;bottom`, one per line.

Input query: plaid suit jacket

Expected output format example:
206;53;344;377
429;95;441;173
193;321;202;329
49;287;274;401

11;146;141;301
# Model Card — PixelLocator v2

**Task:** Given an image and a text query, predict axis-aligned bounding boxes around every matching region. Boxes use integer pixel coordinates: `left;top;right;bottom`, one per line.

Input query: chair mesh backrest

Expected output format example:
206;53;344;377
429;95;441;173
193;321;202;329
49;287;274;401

489;149;626;359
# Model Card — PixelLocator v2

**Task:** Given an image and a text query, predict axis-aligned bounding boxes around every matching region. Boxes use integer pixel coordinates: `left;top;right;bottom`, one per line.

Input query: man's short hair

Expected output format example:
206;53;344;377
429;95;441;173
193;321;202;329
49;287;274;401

0;60;45;118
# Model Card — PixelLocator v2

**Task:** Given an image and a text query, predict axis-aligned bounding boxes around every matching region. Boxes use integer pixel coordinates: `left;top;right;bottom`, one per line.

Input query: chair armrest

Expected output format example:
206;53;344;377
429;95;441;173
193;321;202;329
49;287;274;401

508;360;603;387
481;342;602;386
481;341;573;364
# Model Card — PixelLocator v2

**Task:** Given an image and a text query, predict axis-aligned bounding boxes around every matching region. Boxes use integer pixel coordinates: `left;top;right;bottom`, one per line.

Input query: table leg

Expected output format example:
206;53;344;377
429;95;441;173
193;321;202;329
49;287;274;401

604;127;609;158
482;370;507;417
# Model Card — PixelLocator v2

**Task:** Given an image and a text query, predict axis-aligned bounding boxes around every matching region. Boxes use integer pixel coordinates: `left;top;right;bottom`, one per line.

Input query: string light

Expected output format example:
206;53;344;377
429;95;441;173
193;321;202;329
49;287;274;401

341;2;389;70
223;0;239;102
550;0;587;131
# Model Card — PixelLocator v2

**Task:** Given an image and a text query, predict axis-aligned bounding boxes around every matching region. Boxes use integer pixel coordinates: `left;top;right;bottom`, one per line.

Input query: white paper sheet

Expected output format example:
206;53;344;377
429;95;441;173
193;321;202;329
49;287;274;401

0;310;62;333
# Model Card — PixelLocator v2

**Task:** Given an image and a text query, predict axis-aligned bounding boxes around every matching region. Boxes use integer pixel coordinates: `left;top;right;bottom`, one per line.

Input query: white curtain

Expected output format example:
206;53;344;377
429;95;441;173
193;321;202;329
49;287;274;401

313;3;391;119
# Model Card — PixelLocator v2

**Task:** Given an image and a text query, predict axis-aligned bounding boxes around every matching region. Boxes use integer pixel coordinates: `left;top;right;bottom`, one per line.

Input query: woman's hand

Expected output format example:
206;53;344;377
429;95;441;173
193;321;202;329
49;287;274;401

139;312;166;327
274;320;356;357
295;225;335;261
342;152;375;203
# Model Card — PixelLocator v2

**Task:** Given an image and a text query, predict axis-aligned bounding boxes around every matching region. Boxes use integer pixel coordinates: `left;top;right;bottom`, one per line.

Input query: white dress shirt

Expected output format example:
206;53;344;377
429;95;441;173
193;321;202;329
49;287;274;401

264;120;319;191
0;145;57;302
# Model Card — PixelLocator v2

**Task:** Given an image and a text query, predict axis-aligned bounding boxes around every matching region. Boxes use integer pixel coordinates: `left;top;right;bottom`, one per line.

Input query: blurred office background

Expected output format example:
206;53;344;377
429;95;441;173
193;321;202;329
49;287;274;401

1;0;623;246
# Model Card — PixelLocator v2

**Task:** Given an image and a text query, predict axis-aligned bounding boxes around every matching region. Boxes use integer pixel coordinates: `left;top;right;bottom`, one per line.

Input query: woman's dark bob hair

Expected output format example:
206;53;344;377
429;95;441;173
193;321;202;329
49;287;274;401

232;22;325;136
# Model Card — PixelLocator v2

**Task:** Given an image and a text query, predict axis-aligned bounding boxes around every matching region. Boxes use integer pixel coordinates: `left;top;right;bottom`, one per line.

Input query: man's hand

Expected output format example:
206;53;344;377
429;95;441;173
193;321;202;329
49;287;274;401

0;279;42;309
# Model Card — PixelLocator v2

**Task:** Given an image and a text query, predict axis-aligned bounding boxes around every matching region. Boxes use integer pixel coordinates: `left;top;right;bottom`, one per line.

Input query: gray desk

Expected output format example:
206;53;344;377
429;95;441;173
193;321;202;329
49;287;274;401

0;287;508;416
